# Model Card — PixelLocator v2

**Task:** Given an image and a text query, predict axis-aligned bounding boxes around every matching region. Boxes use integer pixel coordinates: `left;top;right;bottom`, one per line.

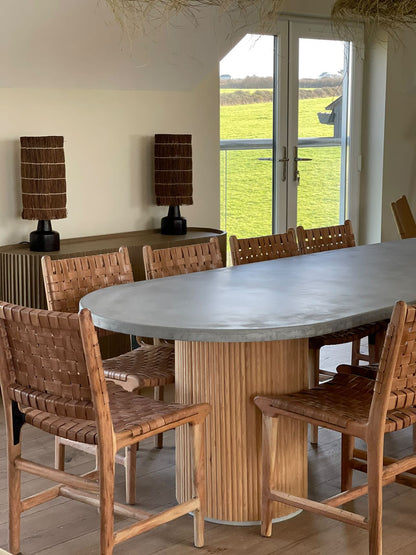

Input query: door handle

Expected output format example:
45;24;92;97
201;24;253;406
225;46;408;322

293;147;312;181
278;146;289;181
258;146;289;181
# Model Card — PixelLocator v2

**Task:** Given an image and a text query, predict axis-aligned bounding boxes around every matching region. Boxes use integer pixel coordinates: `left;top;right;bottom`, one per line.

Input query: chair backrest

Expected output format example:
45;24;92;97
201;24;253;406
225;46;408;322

0;302;107;423
229;229;299;266
41;246;134;313
143;237;224;280
369;301;416;432
296;220;356;254
391;195;416;239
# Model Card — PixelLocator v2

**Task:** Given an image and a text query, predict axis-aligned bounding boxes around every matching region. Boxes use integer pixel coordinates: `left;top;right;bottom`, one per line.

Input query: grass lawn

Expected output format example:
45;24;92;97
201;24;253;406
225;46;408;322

220;96;341;239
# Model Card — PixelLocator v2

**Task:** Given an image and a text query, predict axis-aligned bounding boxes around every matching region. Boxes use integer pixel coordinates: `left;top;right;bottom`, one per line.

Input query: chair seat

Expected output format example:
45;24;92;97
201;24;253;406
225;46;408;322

309;320;389;349
257;373;416;439
24;383;205;445
102;343;175;389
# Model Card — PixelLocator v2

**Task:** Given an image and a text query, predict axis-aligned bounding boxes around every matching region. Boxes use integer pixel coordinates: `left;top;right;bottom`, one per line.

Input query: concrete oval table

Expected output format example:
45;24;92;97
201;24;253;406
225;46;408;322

80;238;416;525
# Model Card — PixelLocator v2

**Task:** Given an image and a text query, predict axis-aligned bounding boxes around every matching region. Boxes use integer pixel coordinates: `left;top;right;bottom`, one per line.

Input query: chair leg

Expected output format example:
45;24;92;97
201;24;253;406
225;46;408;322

351;338;361;366
98;445;116;555
154;386;164;449
367;438;384;555
372;330;386;363
125;443;137;505
55;436;65;471
353;330;385;367
308;346;320;445
191;420;206;548
260;414;279;537
8;442;21;555
341;434;354;491
413;425;416;453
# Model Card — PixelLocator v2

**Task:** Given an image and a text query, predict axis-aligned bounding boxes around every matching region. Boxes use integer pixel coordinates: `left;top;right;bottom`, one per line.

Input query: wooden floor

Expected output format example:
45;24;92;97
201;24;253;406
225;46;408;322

1;344;416;554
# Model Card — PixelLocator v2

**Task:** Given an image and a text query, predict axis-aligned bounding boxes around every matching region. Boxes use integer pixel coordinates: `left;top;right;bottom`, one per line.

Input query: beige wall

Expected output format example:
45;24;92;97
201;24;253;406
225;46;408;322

0;72;220;245
0;1;337;247
359;28;416;244
359;31;388;244
381;29;416;242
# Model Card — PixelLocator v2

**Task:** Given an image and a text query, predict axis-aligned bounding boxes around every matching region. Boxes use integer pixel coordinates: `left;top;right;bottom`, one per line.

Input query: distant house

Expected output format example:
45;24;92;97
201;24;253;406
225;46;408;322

317;96;342;137
220;74;232;80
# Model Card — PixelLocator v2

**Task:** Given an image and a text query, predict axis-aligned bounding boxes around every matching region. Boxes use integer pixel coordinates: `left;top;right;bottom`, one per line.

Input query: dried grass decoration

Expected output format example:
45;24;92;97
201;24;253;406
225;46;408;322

332;0;416;31
104;0;283;29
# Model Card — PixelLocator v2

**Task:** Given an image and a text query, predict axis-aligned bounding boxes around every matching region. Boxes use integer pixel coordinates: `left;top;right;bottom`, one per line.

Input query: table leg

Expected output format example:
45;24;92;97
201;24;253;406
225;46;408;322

175;339;308;524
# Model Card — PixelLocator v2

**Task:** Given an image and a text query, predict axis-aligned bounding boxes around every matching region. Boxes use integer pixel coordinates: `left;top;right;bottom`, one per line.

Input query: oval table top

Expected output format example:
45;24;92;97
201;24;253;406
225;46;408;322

80;238;416;343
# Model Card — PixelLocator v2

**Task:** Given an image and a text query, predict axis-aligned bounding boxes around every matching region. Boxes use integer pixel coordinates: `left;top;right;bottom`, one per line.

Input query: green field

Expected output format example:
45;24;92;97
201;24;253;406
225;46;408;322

220;96;341;239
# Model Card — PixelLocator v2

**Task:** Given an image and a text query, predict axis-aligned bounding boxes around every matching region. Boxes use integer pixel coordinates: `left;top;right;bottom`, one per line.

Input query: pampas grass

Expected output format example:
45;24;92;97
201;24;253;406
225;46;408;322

104;0;416;39
104;0;283;30
332;0;416;31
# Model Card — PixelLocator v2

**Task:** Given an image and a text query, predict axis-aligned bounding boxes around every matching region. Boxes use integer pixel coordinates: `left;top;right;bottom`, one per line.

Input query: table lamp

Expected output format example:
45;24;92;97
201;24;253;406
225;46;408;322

154;133;193;235
20;136;67;252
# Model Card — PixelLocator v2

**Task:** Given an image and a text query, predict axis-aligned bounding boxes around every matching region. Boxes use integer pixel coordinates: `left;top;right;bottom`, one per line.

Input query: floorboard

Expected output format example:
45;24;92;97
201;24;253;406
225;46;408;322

1;343;416;554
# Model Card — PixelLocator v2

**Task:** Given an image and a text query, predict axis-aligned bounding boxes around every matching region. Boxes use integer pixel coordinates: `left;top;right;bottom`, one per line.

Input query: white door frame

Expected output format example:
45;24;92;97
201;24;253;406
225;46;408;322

271;17;364;234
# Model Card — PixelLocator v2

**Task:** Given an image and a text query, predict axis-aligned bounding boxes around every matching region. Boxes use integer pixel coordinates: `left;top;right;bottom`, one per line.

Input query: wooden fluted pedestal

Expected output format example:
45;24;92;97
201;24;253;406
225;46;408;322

175;339;308;523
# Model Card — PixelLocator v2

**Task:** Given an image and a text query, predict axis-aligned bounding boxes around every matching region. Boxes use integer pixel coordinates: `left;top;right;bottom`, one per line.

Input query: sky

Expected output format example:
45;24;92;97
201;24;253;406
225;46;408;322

220;34;346;80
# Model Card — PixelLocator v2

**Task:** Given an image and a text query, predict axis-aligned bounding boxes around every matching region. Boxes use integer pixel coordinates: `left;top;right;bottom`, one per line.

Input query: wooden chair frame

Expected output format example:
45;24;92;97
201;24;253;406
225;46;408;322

255;300;416;555
142;237;224;349
228;229;299;266
41;247;175;503
0;302;209;555
296;220;356;253
296;221;388;443
391;195;416;239
143;237;224;280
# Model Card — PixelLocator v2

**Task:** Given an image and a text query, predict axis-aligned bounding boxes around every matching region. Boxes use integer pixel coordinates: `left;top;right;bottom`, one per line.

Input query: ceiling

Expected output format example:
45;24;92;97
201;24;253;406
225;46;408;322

0;0;245;90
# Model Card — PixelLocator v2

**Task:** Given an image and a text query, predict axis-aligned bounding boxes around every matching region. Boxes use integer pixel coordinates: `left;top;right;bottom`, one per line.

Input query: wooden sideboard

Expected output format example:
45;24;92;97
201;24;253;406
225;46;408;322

0;227;226;310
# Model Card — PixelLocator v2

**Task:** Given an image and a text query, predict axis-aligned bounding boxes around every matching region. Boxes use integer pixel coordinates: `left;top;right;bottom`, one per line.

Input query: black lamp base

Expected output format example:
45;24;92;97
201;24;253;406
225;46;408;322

161;206;187;235
30;220;60;252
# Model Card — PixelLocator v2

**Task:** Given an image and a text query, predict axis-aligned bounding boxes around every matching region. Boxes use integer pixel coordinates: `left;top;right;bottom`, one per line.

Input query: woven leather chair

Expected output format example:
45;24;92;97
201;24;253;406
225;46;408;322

296;221;388;443
0;302;209;555
255;300;416;555
391;195;416;239
229;229;299;266
296;220;356;253
143;236;224;280
41;247;175;504
142;236;223;416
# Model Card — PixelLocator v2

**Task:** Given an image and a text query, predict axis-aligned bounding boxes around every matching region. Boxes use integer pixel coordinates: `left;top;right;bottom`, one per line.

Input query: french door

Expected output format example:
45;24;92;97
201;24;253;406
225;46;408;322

273;19;364;233
219;18;364;238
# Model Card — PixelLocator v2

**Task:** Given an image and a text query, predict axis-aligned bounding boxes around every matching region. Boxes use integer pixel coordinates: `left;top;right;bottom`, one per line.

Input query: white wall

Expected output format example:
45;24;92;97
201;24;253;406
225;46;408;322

0;73;220;245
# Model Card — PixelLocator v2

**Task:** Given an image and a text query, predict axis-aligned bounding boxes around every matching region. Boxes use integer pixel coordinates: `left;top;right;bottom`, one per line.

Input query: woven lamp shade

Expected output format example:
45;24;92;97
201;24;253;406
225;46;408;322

21;136;67;221
154;134;193;206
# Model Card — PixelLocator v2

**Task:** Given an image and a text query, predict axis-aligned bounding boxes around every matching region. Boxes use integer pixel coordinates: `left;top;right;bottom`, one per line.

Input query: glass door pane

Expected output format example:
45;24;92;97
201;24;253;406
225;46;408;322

289;30;354;229
220;34;274;240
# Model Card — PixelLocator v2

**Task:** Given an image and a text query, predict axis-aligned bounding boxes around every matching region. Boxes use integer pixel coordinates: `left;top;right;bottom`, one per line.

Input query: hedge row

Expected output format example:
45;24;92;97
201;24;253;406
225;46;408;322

220;86;342;106
220;75;343;89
